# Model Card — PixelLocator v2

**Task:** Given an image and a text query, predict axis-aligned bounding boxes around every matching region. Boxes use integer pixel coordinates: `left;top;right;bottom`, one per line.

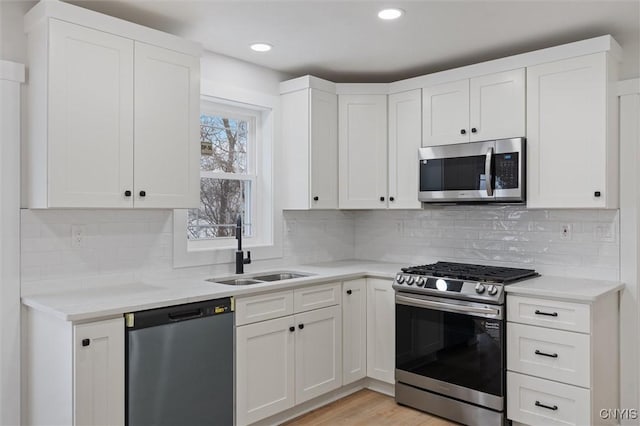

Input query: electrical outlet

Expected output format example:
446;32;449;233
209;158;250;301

71;225;86;248
286;221;296;235
560;224;572;240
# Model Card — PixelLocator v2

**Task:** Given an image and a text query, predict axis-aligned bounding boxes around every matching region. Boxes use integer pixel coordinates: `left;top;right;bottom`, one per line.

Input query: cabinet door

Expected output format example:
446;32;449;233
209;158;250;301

527;53;612;208
388;89;422;209
236;316;295;425
280;89;311;210
342;279;367;385
469;68;525;142
366;278;395;384
295;305;342;404
48;19;134;208
134;42;200;208
73;317;124;426
338;94;388;209
422;79;469;146
310;89;338;209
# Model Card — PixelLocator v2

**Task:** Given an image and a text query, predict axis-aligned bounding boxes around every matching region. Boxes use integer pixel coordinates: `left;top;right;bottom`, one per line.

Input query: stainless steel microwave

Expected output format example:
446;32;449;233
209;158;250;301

419;138;525;203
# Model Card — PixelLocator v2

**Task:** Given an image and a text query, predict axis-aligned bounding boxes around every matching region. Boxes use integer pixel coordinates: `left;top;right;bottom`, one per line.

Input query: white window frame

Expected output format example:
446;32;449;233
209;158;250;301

173;80;282;268
188;101;258;249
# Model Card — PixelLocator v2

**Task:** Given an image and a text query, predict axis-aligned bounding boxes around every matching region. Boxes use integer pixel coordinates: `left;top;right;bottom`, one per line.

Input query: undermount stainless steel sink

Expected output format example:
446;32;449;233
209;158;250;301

207;271;314;286
251;272;312;282
207;278;264;286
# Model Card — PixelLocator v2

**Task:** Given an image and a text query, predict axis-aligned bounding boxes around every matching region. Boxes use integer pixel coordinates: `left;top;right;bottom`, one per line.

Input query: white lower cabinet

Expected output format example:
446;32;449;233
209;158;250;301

506;292;619;426
295;305;342;404
235;287;342;425
236;316;296;426
366;278;395;384
25;311;124;425
342;279;367;385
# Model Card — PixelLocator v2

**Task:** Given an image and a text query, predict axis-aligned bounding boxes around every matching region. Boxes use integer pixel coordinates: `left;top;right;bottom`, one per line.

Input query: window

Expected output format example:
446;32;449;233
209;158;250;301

188;103;256;241
173;87;281;269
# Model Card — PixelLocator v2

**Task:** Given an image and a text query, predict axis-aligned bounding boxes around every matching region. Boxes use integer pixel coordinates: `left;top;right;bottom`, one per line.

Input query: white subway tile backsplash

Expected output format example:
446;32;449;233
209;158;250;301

20;206;620;291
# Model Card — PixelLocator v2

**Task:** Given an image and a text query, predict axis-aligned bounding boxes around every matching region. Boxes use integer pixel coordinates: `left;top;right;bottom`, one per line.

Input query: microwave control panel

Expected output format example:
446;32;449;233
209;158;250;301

494;152;519;189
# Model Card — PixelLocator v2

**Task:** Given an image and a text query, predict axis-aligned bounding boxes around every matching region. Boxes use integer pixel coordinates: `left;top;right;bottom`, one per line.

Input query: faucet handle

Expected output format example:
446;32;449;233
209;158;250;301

245;251;251;265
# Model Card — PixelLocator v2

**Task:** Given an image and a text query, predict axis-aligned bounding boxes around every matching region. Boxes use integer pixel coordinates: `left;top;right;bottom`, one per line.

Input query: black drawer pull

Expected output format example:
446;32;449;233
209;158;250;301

535;349;558;358
535;401;558;411
534;309;558;317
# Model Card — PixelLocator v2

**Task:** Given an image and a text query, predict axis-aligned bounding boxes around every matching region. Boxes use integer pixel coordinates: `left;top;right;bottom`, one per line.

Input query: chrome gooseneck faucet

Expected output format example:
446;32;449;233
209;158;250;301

235;214;251;274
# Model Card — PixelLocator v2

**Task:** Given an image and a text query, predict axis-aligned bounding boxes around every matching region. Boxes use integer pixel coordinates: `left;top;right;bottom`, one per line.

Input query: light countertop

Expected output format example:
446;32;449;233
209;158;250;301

504;274;624;302
22;260;403;322
22;260;623;322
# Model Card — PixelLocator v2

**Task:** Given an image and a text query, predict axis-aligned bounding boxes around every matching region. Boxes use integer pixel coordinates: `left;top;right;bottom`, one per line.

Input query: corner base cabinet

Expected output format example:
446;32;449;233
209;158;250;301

24;1;201;208
24;309;124;425
506;292;619;426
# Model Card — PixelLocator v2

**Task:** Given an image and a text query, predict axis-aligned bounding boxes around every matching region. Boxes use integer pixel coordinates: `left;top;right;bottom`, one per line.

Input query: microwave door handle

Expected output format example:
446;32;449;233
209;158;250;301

485;147;494;197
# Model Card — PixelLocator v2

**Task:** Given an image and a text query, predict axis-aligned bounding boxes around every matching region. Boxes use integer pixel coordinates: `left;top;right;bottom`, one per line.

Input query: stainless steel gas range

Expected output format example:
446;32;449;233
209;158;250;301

393;262;539;426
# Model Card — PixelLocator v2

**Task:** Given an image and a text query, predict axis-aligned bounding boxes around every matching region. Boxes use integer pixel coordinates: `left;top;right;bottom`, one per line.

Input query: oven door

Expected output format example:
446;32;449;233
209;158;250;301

418;140;495;202
395;293;505;411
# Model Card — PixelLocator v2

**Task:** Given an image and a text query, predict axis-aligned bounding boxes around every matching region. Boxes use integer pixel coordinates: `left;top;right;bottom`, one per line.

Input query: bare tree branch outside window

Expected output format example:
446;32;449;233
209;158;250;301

188;113;253;240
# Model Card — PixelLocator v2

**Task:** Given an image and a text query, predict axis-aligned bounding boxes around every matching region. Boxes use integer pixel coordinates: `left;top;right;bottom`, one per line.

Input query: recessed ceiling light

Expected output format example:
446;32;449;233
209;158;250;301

378;8;403;20
250;43;272;52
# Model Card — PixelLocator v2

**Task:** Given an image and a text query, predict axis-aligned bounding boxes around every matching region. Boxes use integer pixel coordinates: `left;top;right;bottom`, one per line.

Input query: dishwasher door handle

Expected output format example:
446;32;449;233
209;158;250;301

168;309;203;321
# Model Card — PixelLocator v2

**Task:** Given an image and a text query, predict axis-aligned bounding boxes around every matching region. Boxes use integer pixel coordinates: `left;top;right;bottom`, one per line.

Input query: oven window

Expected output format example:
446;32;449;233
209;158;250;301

396;303;504;397
420;155;487;192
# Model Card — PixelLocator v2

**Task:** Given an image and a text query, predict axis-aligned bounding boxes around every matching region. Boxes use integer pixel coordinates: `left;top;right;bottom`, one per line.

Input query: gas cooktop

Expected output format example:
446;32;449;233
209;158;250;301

394;261;539;304
401;261;539;283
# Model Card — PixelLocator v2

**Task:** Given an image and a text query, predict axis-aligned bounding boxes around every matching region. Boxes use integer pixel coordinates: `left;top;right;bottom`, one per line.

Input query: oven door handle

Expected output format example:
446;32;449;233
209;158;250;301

395;294;502;318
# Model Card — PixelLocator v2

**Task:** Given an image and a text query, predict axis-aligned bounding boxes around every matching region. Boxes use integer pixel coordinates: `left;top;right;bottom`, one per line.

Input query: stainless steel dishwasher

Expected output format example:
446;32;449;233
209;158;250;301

125;298;234;426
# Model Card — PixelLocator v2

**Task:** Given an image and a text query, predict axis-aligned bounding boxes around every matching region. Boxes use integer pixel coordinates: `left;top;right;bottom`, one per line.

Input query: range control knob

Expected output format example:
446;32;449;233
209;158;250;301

487;285;499;296
396;275;405;284
416;277;426;287
475;283;486;294
406;276;415;285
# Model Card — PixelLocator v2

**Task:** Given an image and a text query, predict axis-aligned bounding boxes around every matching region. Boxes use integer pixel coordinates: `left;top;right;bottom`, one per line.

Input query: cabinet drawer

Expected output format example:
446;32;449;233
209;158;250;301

507;295;590;333
507;372;590;426
507;323;590;387
294;282;341;313
235;291;294;326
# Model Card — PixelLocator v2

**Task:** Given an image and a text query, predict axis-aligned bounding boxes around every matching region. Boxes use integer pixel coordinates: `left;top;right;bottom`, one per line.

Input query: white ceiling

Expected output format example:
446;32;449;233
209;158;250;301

67;0;640;82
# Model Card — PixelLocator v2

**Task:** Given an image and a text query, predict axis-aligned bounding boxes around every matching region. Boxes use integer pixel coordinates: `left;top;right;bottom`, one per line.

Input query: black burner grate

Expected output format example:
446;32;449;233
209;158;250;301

401;261;538;283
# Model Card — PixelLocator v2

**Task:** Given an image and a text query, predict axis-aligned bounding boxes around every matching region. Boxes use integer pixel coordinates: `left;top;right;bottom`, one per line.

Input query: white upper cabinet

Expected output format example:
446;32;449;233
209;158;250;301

338;94;388;209
527;52;618;209
469;69;525;142
42;20;135;208
133;42;200;208
423;68;525;146
280;79;338;210
423;79;469;146
388;89;422;209
24;1;201;208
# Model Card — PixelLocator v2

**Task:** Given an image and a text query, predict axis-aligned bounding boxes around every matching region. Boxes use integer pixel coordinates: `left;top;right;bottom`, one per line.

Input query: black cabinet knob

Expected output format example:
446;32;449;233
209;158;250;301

313;196;319;201
298;324;304;330
594;191;601;197
389;197;395;202
124;190;132;197
380;196;385;202
139;190;146;197
460;129;467;135
346;289;352;295
289;326;295;332
471;128;477;133
82;338;90;347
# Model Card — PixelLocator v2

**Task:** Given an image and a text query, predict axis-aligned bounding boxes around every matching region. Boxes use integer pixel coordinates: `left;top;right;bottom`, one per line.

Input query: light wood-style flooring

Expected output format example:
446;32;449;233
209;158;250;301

283;389;459;425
